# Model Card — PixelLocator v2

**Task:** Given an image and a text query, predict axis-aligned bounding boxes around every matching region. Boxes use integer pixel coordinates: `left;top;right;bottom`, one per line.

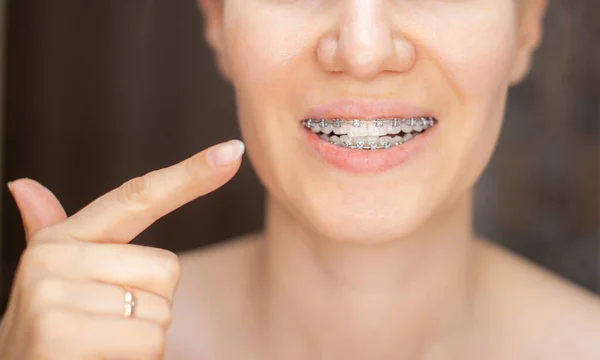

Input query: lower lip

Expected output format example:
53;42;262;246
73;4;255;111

301;125;436;174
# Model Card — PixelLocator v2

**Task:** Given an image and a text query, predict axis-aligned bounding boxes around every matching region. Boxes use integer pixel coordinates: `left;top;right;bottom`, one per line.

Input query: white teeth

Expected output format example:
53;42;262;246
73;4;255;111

308;119;320;133
380;136;393;148
352;136;367;149
388;124;402;135
368;122;387;136
333;123;348;135
318;119;333;134
367;136;379;150
340;135;351;147
304;117;435;150
321;125;333;134
348;123;368;137
413;118;424;132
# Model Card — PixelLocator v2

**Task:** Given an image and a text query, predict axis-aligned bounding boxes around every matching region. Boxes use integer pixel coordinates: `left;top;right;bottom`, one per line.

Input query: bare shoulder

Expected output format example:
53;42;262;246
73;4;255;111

165;233;265;359
474;239;600;359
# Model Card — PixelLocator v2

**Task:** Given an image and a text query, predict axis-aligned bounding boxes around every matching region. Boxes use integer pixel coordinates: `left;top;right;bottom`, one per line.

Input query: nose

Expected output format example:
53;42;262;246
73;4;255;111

317;0;416;82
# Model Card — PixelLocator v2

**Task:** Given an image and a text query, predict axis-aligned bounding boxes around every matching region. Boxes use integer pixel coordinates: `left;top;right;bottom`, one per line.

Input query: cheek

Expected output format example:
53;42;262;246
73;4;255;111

222;4;313;98
408;3;519;196
410;2;519;94
221;3;319;191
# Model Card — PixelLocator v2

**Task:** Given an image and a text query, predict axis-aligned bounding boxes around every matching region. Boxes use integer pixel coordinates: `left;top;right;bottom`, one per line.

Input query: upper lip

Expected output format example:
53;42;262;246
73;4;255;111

301;99;433;121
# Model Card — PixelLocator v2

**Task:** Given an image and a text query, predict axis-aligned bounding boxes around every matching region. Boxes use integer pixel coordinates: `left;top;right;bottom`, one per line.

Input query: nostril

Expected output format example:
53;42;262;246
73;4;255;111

317;36;343;72
392;37;417;71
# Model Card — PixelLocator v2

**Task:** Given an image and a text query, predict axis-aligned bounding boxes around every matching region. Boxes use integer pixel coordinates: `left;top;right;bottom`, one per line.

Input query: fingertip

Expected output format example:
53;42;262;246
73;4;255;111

7;178;29;199
7;178;68;236
207;139;246;169
8;178;42;193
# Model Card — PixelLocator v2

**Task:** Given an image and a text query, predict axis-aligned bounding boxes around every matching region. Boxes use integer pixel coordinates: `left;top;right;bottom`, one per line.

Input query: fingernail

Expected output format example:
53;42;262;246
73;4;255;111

7;180;21;194
207;140;245;168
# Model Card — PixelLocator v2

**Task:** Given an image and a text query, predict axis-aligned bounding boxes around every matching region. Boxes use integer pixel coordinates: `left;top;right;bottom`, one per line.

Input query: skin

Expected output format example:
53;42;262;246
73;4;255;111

167;0;600;359
1;1;599;359
0;140;245;359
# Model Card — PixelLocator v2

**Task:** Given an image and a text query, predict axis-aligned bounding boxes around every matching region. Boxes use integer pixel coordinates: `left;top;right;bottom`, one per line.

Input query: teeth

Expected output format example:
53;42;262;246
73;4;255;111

321;125;333;134
331;119;343;127
367;137;379;150
380;136;393;148
318;119;333;134
348;123;368;137
352;137;366;149
340;135;351;148
368;122;387;136
401;120;414;133
413;117;424;132
333;121;348;135
306;119;320;133
304;117;436;150
426;117;435;128
388;123;402;135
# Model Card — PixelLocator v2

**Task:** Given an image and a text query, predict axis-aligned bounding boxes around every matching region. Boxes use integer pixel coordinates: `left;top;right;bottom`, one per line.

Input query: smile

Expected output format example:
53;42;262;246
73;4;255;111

301;117;437;150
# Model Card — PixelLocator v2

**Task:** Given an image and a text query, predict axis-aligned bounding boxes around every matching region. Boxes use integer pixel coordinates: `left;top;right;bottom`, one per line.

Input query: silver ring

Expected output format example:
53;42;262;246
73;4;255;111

123;289;136;318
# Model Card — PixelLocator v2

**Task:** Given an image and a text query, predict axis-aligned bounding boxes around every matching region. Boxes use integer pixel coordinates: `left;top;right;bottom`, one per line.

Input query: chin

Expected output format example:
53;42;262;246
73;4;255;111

306;211;423;244
290;190;436;244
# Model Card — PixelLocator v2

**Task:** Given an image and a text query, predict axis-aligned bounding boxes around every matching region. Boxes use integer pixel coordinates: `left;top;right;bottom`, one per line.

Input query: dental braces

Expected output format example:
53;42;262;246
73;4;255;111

302;117;436;130
320;133;417;150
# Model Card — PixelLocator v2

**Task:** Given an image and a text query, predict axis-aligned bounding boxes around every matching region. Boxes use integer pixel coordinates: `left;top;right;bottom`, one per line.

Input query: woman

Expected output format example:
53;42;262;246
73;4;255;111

1;0;599;359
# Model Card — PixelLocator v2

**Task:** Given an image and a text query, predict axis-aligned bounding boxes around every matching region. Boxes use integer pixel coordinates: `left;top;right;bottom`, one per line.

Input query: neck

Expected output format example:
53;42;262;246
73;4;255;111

260;192;478;359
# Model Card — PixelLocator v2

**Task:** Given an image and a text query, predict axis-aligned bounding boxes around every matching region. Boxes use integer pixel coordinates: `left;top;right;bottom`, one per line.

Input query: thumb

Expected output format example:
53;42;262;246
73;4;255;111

8;178;68;241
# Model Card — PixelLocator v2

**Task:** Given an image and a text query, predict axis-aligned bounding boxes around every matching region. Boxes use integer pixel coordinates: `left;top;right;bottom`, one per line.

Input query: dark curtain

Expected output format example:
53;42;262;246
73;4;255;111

2;0;599;308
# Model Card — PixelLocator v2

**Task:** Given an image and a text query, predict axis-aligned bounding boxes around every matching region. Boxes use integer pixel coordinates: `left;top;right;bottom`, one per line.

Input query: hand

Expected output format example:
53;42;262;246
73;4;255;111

0;140;245;360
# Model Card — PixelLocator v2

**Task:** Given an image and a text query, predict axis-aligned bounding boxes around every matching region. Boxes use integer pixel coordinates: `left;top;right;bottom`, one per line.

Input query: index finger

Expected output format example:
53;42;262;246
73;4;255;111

46;140;245;243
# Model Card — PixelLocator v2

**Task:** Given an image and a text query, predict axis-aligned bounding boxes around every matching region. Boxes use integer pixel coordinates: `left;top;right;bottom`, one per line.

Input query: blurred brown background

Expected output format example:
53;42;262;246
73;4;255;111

1;0;599;309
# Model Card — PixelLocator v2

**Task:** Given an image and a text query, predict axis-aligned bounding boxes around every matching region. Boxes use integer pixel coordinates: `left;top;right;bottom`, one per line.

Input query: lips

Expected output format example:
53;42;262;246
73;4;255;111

302;99;435;121
299;99;438;173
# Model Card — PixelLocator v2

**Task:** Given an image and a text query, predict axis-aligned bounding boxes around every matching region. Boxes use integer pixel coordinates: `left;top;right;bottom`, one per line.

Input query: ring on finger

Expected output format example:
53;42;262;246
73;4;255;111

123;288;137;318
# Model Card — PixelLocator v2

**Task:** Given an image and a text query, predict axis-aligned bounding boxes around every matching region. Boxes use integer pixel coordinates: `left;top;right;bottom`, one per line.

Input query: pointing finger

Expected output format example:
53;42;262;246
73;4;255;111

43;140;244;244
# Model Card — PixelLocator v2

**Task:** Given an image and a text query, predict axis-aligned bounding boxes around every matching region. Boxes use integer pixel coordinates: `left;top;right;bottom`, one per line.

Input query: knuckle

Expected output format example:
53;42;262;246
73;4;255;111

17;246;51;282
116;175;155;210
157;250;181;284
17;243;74;283
157;297;174;328
25;278;65;313
28;227;56;244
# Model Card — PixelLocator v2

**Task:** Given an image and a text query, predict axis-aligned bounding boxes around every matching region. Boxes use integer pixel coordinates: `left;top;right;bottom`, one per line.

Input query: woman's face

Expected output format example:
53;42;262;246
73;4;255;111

200;0;546;242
